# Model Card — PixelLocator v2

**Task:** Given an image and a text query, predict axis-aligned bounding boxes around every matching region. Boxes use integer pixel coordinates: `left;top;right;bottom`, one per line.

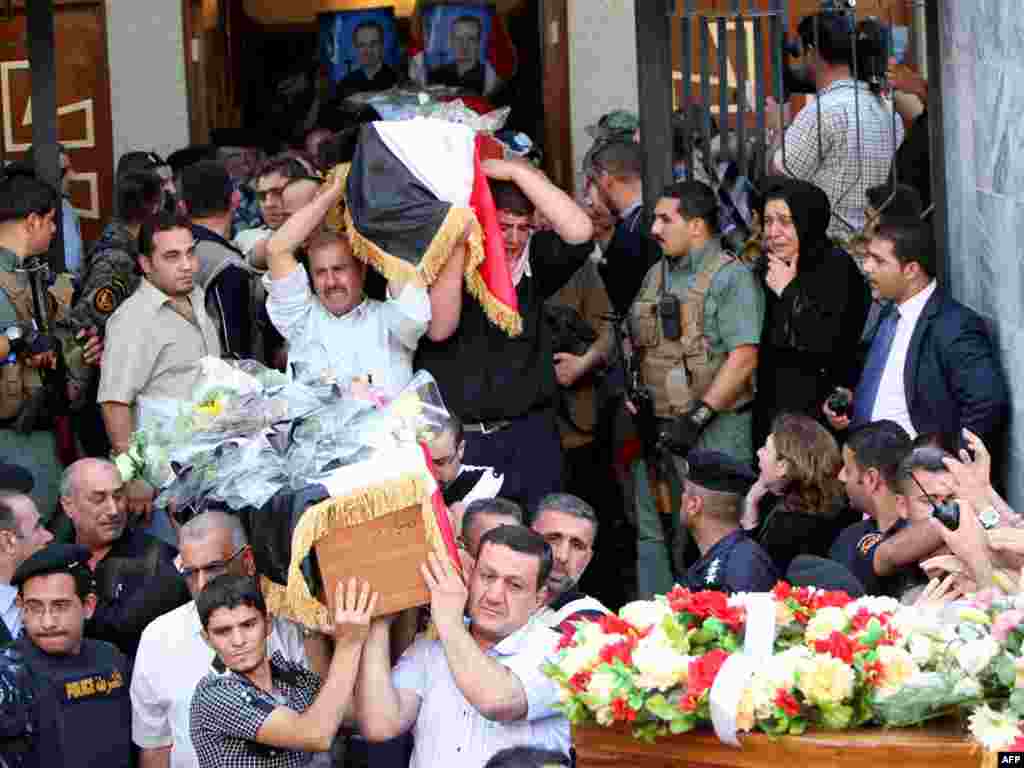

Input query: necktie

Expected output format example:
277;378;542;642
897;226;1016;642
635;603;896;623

852;305;900;426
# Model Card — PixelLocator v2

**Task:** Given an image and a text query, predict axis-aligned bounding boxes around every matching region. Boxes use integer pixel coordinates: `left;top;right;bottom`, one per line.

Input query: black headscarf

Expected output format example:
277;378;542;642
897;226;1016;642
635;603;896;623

760;177;832;272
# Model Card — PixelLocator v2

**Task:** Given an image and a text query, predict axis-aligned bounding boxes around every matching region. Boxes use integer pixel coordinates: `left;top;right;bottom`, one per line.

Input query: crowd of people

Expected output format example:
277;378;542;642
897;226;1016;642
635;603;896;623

0;8;1016;768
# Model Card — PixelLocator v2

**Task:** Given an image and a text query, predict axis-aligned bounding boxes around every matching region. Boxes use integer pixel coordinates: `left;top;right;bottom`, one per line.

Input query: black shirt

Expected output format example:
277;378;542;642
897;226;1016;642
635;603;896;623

752;496;862;575
683;529;779;594
17;635;132;768
828;517;925;598
337;65;399;99
598;207;661;315
429;61;487;95
414;231;592;422
85;527;190;658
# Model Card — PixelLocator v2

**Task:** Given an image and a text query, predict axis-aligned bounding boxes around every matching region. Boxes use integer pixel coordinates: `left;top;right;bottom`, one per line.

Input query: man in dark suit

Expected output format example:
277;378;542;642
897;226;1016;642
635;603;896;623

337;20;398;98
825;217;1008;453
585;138;662;315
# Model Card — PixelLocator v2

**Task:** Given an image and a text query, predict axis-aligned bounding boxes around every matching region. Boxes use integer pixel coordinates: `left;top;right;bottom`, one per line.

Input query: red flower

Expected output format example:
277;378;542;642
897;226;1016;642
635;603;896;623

861;660;885;688
557;623;577;651
568;670;592;693
687;591;730;620
849;608;891;632
667;586;694;613
814;631;862;664
773;581;793;600
612;697;638;722
678;692;701;712
599;639;635;666
687;649;731;697
811;590;853;611
598;614;638;638
1008;732;1024;752
774;689;801;718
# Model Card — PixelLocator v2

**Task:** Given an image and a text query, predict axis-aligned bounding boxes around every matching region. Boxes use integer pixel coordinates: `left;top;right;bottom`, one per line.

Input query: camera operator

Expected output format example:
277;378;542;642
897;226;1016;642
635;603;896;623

767;10;903;240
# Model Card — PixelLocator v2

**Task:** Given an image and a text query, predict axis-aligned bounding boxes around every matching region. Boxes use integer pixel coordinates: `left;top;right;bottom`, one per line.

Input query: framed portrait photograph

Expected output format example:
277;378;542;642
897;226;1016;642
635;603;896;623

320;8;403;95
420;2;499;97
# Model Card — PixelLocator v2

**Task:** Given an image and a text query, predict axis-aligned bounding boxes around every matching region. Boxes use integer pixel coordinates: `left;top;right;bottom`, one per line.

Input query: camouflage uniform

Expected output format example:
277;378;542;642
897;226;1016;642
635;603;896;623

67;219;141;391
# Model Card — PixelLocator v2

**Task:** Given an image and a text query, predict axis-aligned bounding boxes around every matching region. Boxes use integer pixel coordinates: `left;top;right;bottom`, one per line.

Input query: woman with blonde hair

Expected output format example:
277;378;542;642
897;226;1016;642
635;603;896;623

741;412;860;573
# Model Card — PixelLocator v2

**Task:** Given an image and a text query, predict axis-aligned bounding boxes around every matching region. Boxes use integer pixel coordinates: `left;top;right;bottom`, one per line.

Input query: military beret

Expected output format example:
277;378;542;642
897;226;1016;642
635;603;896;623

684;450;758;496
12;543;92;589
0;462;33;494
785;555;865;597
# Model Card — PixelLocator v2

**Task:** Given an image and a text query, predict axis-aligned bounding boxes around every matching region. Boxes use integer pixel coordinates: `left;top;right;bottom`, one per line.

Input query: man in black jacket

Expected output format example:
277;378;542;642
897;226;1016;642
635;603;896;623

60;459;188;658
826;217;1008;455
414;159;593;513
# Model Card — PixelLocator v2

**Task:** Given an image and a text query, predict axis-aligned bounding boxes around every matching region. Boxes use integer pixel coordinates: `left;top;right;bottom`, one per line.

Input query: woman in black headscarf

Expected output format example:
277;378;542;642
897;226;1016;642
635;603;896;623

753;177;870;445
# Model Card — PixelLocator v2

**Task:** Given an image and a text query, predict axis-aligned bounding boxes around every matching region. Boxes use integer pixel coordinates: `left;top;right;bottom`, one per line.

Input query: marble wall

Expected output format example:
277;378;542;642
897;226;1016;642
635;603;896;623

939;0;1024;504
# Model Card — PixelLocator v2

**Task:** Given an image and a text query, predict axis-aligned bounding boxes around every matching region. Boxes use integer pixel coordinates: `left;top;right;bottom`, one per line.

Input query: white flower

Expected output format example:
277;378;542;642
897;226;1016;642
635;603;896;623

556;621;622;678
619;600;672;632
954;677;982;698
594;704;615;726
795;653;855;706
804;606;850;645
114;452;137;484
968;704;1022;751
632;633;691;691
846;596;901;618
955;636;1001;677
586;669;621;707
907;634;938;667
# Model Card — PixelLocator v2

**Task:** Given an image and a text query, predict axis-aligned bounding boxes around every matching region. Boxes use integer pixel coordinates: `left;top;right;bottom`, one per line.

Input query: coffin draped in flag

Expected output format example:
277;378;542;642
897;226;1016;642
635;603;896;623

340;118;522;336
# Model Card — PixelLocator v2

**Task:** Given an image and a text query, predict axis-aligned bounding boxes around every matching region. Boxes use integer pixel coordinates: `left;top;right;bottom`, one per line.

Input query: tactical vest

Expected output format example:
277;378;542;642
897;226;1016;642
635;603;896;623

0;271;71;422
630;247;755;420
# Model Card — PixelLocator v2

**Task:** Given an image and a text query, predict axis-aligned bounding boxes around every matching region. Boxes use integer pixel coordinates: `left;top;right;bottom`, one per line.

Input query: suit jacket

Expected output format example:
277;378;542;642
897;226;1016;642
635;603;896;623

599;206;661;315
898;288;1007;447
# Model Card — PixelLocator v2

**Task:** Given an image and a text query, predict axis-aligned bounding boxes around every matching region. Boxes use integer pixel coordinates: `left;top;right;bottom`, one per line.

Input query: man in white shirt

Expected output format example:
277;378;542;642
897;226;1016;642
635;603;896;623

355;525;569;767
131;510;330;768
0;491;53;643
264;173;433;395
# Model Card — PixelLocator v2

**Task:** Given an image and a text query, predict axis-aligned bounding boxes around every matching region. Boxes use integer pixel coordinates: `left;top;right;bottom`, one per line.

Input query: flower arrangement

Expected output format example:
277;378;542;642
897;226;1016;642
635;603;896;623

543;582;1024;751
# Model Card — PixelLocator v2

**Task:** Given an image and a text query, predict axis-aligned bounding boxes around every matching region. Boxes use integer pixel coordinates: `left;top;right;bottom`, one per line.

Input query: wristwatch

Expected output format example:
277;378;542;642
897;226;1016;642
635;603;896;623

4;325;24;343
978;505;1000;530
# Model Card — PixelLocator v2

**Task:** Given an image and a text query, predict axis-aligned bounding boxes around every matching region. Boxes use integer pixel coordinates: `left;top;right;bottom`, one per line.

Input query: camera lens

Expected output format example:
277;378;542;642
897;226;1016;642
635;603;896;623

932;500;960;531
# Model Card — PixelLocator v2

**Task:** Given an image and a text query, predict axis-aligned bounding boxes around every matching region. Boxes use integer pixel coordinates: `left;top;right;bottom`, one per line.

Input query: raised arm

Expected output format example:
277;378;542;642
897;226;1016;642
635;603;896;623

354;616;421;741
265;174;344;280
482;159;593;245
424;552;529;722
254;579;377;753
426;238;468;342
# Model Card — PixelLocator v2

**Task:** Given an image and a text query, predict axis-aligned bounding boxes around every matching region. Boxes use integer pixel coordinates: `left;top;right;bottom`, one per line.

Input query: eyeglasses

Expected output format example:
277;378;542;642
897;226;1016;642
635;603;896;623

21;599;77;619
178;546;248;583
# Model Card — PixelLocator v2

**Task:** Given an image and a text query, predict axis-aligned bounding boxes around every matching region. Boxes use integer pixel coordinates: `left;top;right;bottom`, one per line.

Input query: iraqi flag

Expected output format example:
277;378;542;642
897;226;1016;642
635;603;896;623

340;118;521;336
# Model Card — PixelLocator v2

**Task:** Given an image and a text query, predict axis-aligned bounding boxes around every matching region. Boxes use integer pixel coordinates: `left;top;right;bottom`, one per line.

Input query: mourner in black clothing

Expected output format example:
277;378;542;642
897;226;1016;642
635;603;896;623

743;413;860;574
414;158;593;513
753;177;870;446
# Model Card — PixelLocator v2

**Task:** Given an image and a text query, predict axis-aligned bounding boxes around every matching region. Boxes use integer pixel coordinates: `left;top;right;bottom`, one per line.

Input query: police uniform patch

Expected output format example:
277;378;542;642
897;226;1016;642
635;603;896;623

93;287;117;315
857;532;884;557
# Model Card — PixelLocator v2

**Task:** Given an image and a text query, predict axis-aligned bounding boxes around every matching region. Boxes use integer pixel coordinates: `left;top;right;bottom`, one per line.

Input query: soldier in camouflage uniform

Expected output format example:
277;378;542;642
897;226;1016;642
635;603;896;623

67;171;162;457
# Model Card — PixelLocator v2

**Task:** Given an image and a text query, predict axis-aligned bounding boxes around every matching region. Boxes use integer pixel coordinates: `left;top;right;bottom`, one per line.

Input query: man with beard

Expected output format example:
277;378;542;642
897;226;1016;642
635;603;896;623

60;459;188;658
529;493;609;628
355;525;569;766
190;574;374;768
9;543;133;768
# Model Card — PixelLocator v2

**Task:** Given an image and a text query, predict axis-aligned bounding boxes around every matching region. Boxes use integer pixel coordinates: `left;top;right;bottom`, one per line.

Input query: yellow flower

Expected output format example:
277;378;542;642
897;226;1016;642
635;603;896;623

1014;657;1024;689
874;646;920;700
736;684;756;732
796;654;855;706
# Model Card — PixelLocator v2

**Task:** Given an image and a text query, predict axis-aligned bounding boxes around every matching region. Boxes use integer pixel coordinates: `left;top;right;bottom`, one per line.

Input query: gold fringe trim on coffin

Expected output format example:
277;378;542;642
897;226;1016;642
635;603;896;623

329;162;523;337
323;162;351;233
274;470;458;630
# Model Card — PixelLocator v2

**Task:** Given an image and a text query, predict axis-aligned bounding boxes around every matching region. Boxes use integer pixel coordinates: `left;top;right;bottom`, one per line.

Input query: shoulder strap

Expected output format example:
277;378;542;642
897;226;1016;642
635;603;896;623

684;246;735;341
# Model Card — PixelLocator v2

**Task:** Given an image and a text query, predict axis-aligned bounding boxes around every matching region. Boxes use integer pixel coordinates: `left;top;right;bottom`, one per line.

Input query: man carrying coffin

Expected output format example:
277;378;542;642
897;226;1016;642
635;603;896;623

264;174;463;394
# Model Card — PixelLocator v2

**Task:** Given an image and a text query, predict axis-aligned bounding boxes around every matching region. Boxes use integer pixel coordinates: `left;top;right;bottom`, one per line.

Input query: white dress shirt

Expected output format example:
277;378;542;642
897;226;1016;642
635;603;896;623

869;280;937;436
393;616;570;768
130;601;316;768
0;583;21;640
264;264;431;396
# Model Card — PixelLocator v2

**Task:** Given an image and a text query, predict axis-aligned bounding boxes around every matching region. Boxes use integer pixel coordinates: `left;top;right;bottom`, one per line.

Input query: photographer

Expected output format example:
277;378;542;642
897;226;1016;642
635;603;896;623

768;11;903;240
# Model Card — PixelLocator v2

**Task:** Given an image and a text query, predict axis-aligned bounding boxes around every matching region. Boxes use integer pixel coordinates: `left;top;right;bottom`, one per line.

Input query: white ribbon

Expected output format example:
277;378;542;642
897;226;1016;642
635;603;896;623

709;593;777;747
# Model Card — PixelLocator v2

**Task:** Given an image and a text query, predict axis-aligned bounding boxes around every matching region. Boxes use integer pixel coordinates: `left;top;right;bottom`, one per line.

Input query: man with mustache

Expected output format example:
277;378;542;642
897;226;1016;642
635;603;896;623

60;458;189;658
528;493;608;629
7;543;133;767
628;180;764;598
264;173;435;395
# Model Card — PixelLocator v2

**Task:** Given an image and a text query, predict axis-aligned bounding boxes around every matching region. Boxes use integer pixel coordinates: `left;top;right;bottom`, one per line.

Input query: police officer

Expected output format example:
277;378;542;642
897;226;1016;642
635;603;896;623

628;180;765;598
677;450;778;594
9;543;132;768
67;170;161;457
0;169;101;520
